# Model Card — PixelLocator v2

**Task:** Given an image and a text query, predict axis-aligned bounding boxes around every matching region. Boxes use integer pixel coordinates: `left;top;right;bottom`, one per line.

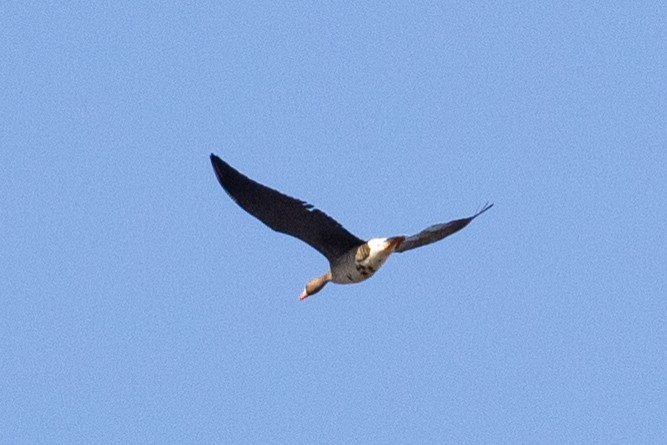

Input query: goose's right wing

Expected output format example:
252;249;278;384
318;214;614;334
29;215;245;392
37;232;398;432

395;203;493;253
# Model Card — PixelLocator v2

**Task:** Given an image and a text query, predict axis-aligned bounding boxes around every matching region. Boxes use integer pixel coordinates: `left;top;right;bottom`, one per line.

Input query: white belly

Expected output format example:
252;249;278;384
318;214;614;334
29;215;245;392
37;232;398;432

330;243;394;284
331;259;377;284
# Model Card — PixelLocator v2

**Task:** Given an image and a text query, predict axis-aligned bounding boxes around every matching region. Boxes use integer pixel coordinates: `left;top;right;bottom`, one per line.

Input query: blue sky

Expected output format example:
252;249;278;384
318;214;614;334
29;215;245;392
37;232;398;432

2;2;665;443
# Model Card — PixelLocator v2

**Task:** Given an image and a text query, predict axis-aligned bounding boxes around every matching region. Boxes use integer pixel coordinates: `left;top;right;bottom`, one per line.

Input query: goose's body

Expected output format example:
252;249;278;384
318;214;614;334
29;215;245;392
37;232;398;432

330;236;405;284
210;154;492;300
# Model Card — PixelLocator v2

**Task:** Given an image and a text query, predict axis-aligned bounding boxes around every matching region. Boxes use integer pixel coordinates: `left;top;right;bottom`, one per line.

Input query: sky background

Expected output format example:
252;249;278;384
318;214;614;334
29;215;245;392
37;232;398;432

2;2;665;444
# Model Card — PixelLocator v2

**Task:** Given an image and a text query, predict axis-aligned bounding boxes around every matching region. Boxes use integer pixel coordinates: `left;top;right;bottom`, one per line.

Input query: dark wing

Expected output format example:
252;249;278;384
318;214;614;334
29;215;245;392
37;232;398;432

210;154;364;262
395;203;493;253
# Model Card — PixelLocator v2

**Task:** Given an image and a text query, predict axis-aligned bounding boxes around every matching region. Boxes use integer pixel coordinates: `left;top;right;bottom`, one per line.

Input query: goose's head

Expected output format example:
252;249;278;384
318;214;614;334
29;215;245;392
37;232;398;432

298;271;332;301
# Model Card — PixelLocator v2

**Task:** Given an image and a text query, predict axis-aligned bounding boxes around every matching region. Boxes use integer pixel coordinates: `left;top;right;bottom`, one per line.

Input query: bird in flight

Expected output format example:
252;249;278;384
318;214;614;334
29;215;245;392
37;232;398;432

210;154;492;300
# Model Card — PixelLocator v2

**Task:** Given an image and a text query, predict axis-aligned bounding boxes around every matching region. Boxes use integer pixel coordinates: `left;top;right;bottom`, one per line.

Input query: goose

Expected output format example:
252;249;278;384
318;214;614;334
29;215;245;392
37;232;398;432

210;154;492;300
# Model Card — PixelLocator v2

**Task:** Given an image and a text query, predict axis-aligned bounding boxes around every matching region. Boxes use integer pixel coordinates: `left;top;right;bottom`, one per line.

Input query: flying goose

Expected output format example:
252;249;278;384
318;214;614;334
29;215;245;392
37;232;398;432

210;154;492;300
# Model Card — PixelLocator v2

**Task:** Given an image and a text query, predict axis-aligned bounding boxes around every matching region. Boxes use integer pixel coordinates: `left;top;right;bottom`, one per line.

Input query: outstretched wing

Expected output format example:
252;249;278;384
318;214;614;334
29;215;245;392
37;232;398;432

210;154;364;262
395;203;493;253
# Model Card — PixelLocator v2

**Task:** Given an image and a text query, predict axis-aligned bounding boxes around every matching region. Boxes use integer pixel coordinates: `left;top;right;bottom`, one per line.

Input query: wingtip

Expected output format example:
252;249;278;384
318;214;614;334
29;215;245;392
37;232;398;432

210;154;229;174
475;202;494;217
210;153;220;174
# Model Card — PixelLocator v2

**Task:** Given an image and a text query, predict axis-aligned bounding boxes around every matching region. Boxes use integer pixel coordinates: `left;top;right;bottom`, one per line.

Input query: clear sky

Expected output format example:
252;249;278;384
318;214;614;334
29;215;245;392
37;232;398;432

2;2;665;444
